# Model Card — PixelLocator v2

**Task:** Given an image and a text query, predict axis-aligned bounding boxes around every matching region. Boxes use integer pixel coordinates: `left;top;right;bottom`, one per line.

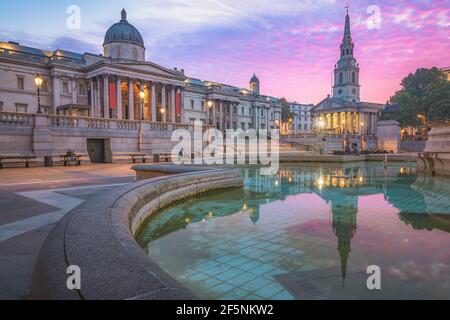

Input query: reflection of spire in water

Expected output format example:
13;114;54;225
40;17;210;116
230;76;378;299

332;203;358;286
249;208;260;226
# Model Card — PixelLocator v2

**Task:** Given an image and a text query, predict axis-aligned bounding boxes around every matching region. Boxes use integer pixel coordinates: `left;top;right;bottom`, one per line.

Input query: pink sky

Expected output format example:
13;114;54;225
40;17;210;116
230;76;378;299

1;0;449;104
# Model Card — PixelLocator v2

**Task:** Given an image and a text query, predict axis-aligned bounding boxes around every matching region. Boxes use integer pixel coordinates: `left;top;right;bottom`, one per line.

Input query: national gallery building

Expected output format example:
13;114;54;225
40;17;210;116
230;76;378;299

0;9;282;132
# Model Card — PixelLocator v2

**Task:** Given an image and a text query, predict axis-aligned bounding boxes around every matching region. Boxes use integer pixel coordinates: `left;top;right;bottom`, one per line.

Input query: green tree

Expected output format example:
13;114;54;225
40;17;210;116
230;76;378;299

385;67;449;127
279;97;293;122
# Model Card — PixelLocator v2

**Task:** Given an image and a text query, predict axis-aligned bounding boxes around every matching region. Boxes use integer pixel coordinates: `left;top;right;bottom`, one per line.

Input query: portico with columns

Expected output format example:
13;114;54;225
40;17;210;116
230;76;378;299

85;71;184;123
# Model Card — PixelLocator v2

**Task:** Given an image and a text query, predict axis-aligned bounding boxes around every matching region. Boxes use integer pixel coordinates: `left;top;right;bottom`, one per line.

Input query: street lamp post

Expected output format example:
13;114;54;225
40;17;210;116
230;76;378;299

34;74;43;114
139;89;146;120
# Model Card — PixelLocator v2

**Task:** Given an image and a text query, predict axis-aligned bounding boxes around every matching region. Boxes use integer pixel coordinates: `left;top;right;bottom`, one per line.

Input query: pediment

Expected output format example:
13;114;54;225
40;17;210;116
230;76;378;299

113;61;184;80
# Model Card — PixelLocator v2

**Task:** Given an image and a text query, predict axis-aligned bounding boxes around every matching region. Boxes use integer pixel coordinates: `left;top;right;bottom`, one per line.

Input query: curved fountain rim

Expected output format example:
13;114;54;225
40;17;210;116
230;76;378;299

31;165;243;300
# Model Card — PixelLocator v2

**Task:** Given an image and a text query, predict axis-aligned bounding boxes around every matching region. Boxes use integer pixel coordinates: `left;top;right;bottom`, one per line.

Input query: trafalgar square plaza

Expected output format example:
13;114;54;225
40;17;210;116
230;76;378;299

0;0;450;307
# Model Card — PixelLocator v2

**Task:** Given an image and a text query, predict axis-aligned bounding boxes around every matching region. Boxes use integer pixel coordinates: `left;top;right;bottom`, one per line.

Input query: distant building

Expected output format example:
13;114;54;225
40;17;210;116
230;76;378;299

0;9;281;132
441;66;450;81
289;103;314;133
312;10;385;137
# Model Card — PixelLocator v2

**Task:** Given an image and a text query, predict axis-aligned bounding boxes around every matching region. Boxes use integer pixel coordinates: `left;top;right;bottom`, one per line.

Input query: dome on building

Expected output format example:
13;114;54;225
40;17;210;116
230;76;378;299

250;73;260;84
104;9;144;48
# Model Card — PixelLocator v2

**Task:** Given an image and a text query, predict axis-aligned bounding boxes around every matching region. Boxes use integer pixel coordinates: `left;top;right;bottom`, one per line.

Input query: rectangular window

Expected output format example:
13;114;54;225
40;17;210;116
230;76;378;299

15;103;28;113
201;101;205;110
241;107;244;115
0;101;3;112
17;77;24;90
191;100;194;109
63;82;69;94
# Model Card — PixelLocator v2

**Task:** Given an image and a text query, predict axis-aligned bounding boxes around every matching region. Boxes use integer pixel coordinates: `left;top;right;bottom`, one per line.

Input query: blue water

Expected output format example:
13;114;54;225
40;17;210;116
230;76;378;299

137;162;450;300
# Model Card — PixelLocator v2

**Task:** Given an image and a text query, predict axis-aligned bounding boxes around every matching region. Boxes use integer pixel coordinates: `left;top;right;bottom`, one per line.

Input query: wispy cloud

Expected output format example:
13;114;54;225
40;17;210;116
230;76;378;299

0;0;448;104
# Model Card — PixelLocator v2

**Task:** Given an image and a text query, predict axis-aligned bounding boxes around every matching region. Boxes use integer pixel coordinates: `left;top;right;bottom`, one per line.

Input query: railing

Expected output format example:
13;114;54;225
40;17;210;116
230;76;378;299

0;112;213;133
48;115;79;128
0;112;34;126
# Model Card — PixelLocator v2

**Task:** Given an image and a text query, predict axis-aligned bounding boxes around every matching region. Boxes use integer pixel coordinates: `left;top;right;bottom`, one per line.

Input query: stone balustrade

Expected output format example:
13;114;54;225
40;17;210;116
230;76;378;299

0;112;34;126
0;112;217;165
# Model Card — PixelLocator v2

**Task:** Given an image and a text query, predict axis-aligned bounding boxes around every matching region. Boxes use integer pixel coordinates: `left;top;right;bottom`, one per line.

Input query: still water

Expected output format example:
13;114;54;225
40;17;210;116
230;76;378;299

137;162;450;300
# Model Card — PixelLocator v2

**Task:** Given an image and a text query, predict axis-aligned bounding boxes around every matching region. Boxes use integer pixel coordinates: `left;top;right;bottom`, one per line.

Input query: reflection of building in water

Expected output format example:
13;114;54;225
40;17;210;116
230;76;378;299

331;200;358;286
249;208;260;226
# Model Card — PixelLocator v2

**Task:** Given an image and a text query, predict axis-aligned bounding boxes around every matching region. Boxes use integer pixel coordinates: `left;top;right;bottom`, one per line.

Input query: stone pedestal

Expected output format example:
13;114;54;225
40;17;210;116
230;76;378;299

376;120;400;153
417;120;450;177
32;114;52;161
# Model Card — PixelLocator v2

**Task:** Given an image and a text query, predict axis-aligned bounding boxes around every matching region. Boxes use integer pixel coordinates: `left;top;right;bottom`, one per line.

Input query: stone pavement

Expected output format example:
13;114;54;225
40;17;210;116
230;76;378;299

0;164;136;299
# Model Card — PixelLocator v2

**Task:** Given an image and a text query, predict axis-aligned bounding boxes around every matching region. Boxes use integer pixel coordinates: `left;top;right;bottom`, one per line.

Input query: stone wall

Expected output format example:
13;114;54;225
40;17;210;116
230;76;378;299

0;112;194;165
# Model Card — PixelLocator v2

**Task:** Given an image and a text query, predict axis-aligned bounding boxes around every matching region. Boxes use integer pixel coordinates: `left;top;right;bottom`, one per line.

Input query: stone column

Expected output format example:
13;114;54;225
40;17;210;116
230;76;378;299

103;75;110;118
161;84;166;122
349;112;353;134
96;78;101;118
89;79;94;117
151;83;156;122
139;81;144;120
177;88;183;123
229;102;234;130
171;87;176;123
337;112;341;133
72;77;77;104
128;79;134;120
116;77;122;120
344;112;349;134
212;100;217;127
219;101;224;130
236;103;240;129
372;113;377;135
52;74;60;113
360;113;367;134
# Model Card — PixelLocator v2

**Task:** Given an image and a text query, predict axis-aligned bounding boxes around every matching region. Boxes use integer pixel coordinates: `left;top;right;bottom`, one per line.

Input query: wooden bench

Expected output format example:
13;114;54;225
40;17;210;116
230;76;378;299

60;154;82;166
153;153;172;163
130;153;148;164
0;155;35;168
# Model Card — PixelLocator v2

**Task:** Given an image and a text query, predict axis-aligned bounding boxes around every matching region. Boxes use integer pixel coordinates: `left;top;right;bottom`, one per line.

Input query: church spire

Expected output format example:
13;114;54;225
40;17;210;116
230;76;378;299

342;5;352;45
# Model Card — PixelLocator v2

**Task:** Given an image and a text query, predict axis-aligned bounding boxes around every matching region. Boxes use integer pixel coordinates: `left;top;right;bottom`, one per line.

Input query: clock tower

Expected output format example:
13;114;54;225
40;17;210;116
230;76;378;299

332;8;361;103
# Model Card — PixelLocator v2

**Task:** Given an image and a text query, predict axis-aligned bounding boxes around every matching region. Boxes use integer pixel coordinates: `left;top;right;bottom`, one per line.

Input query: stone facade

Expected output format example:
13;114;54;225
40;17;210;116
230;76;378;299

288;103;314;133
0;10;282;133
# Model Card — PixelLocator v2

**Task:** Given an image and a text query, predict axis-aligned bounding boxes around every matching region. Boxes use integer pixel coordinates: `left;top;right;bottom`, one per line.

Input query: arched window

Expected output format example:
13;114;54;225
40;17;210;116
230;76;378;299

339;72;343;84
132;48;138;60
117;46;121;58
346;49;349;55
342;50;345;56
352;72;356;83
